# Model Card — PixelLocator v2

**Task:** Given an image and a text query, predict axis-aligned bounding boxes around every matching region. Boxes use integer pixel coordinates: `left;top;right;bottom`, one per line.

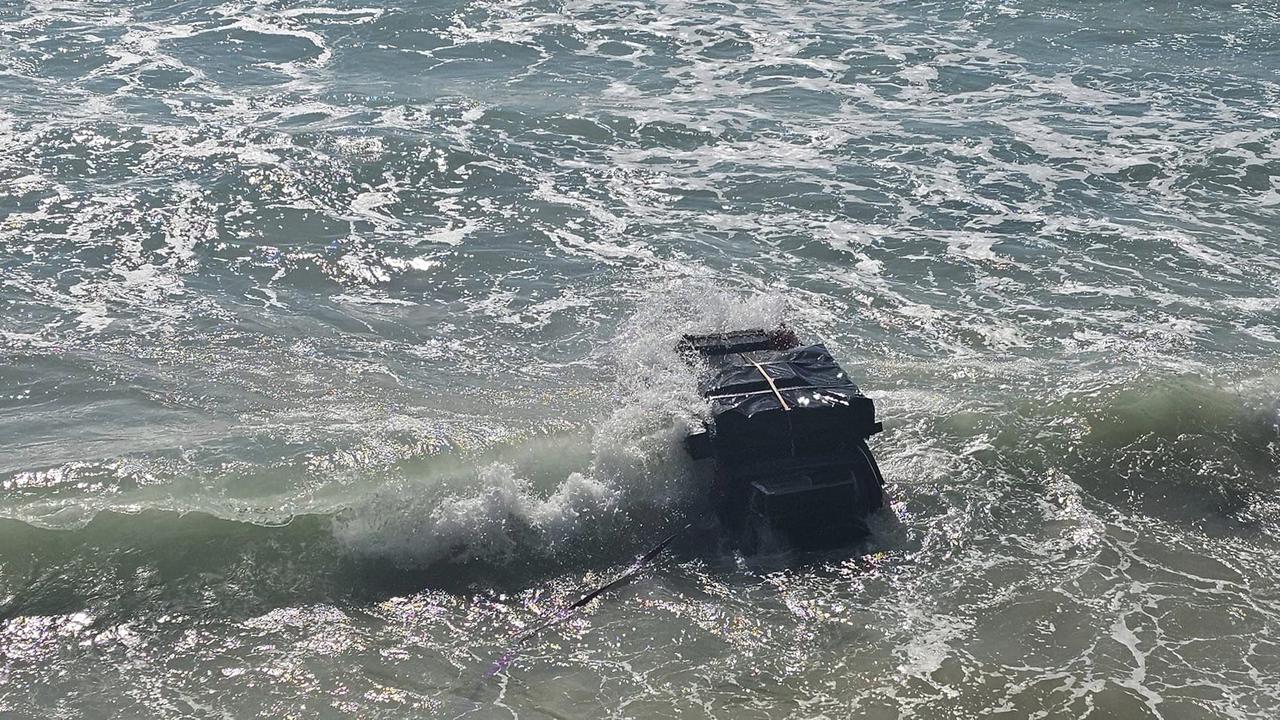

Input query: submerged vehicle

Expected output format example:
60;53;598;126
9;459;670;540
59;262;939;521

681;327;888;554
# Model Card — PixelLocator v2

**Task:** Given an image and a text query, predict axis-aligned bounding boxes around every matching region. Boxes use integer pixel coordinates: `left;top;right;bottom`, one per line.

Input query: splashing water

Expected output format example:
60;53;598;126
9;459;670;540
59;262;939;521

3;0;1280;717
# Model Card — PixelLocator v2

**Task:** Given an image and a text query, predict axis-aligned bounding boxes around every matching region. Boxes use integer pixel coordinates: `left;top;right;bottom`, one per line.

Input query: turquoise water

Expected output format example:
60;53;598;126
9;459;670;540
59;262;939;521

2;0;1280;717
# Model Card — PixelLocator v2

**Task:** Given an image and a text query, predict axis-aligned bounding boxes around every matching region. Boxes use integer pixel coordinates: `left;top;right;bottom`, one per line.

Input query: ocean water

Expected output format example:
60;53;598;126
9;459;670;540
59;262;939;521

2;0;1280;717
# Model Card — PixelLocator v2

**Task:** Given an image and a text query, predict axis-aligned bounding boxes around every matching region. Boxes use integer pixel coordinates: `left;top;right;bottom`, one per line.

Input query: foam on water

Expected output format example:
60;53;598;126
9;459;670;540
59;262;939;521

332;284;788;567
3;0;1280;716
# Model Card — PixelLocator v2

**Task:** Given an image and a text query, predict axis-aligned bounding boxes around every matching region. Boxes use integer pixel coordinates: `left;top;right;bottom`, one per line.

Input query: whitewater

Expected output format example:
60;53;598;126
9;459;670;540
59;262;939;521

2;0;1279;717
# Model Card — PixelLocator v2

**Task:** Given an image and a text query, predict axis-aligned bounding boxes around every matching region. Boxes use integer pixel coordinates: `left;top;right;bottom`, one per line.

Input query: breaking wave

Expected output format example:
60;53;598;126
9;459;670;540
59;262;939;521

331;285;792;567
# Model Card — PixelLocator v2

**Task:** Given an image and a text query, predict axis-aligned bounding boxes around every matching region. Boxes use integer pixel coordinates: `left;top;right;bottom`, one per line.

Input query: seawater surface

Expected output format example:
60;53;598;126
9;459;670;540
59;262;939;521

2;0;1280;717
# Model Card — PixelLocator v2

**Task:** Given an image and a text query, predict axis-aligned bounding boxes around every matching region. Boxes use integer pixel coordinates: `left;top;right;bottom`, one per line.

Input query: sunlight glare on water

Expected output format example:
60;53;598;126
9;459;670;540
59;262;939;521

2;0;1280;717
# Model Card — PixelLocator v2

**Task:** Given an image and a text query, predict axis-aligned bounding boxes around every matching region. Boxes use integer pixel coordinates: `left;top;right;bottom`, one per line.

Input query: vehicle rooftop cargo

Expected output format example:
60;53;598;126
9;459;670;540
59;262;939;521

681;327;887;555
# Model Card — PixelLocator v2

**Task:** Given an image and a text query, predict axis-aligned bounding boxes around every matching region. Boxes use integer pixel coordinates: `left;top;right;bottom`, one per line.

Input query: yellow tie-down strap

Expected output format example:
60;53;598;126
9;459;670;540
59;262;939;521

744;357;790;412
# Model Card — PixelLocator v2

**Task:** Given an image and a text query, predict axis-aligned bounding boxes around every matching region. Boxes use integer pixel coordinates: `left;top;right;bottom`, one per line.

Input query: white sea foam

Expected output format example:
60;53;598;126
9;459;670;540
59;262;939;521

332;284;788;566
4;0;1280;715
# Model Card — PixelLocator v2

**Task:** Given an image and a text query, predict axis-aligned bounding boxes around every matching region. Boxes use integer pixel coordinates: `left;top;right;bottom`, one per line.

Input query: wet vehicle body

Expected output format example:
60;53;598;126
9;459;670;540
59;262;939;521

681;328;888;554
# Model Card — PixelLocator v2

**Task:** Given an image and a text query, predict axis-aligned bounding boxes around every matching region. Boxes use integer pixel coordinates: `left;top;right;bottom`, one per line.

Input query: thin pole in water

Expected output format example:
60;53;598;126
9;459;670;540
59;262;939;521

485;521;693;677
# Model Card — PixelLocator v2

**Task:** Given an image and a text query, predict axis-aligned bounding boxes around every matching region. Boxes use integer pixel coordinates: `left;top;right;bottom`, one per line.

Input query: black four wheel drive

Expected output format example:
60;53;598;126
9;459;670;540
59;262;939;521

680;328;888;554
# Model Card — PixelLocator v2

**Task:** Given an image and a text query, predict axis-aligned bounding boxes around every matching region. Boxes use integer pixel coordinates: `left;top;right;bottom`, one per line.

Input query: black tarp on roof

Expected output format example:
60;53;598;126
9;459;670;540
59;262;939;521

696;343;878;465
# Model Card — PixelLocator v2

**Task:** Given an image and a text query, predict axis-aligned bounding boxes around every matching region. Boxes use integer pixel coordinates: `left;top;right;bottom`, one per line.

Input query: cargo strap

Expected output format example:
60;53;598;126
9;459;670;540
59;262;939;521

743;354;797;458
745;357;790;411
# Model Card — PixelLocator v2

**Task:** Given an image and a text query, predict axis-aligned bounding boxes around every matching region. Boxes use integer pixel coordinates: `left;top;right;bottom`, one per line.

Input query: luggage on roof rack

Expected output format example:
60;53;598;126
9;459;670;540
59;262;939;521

681;326;886;554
